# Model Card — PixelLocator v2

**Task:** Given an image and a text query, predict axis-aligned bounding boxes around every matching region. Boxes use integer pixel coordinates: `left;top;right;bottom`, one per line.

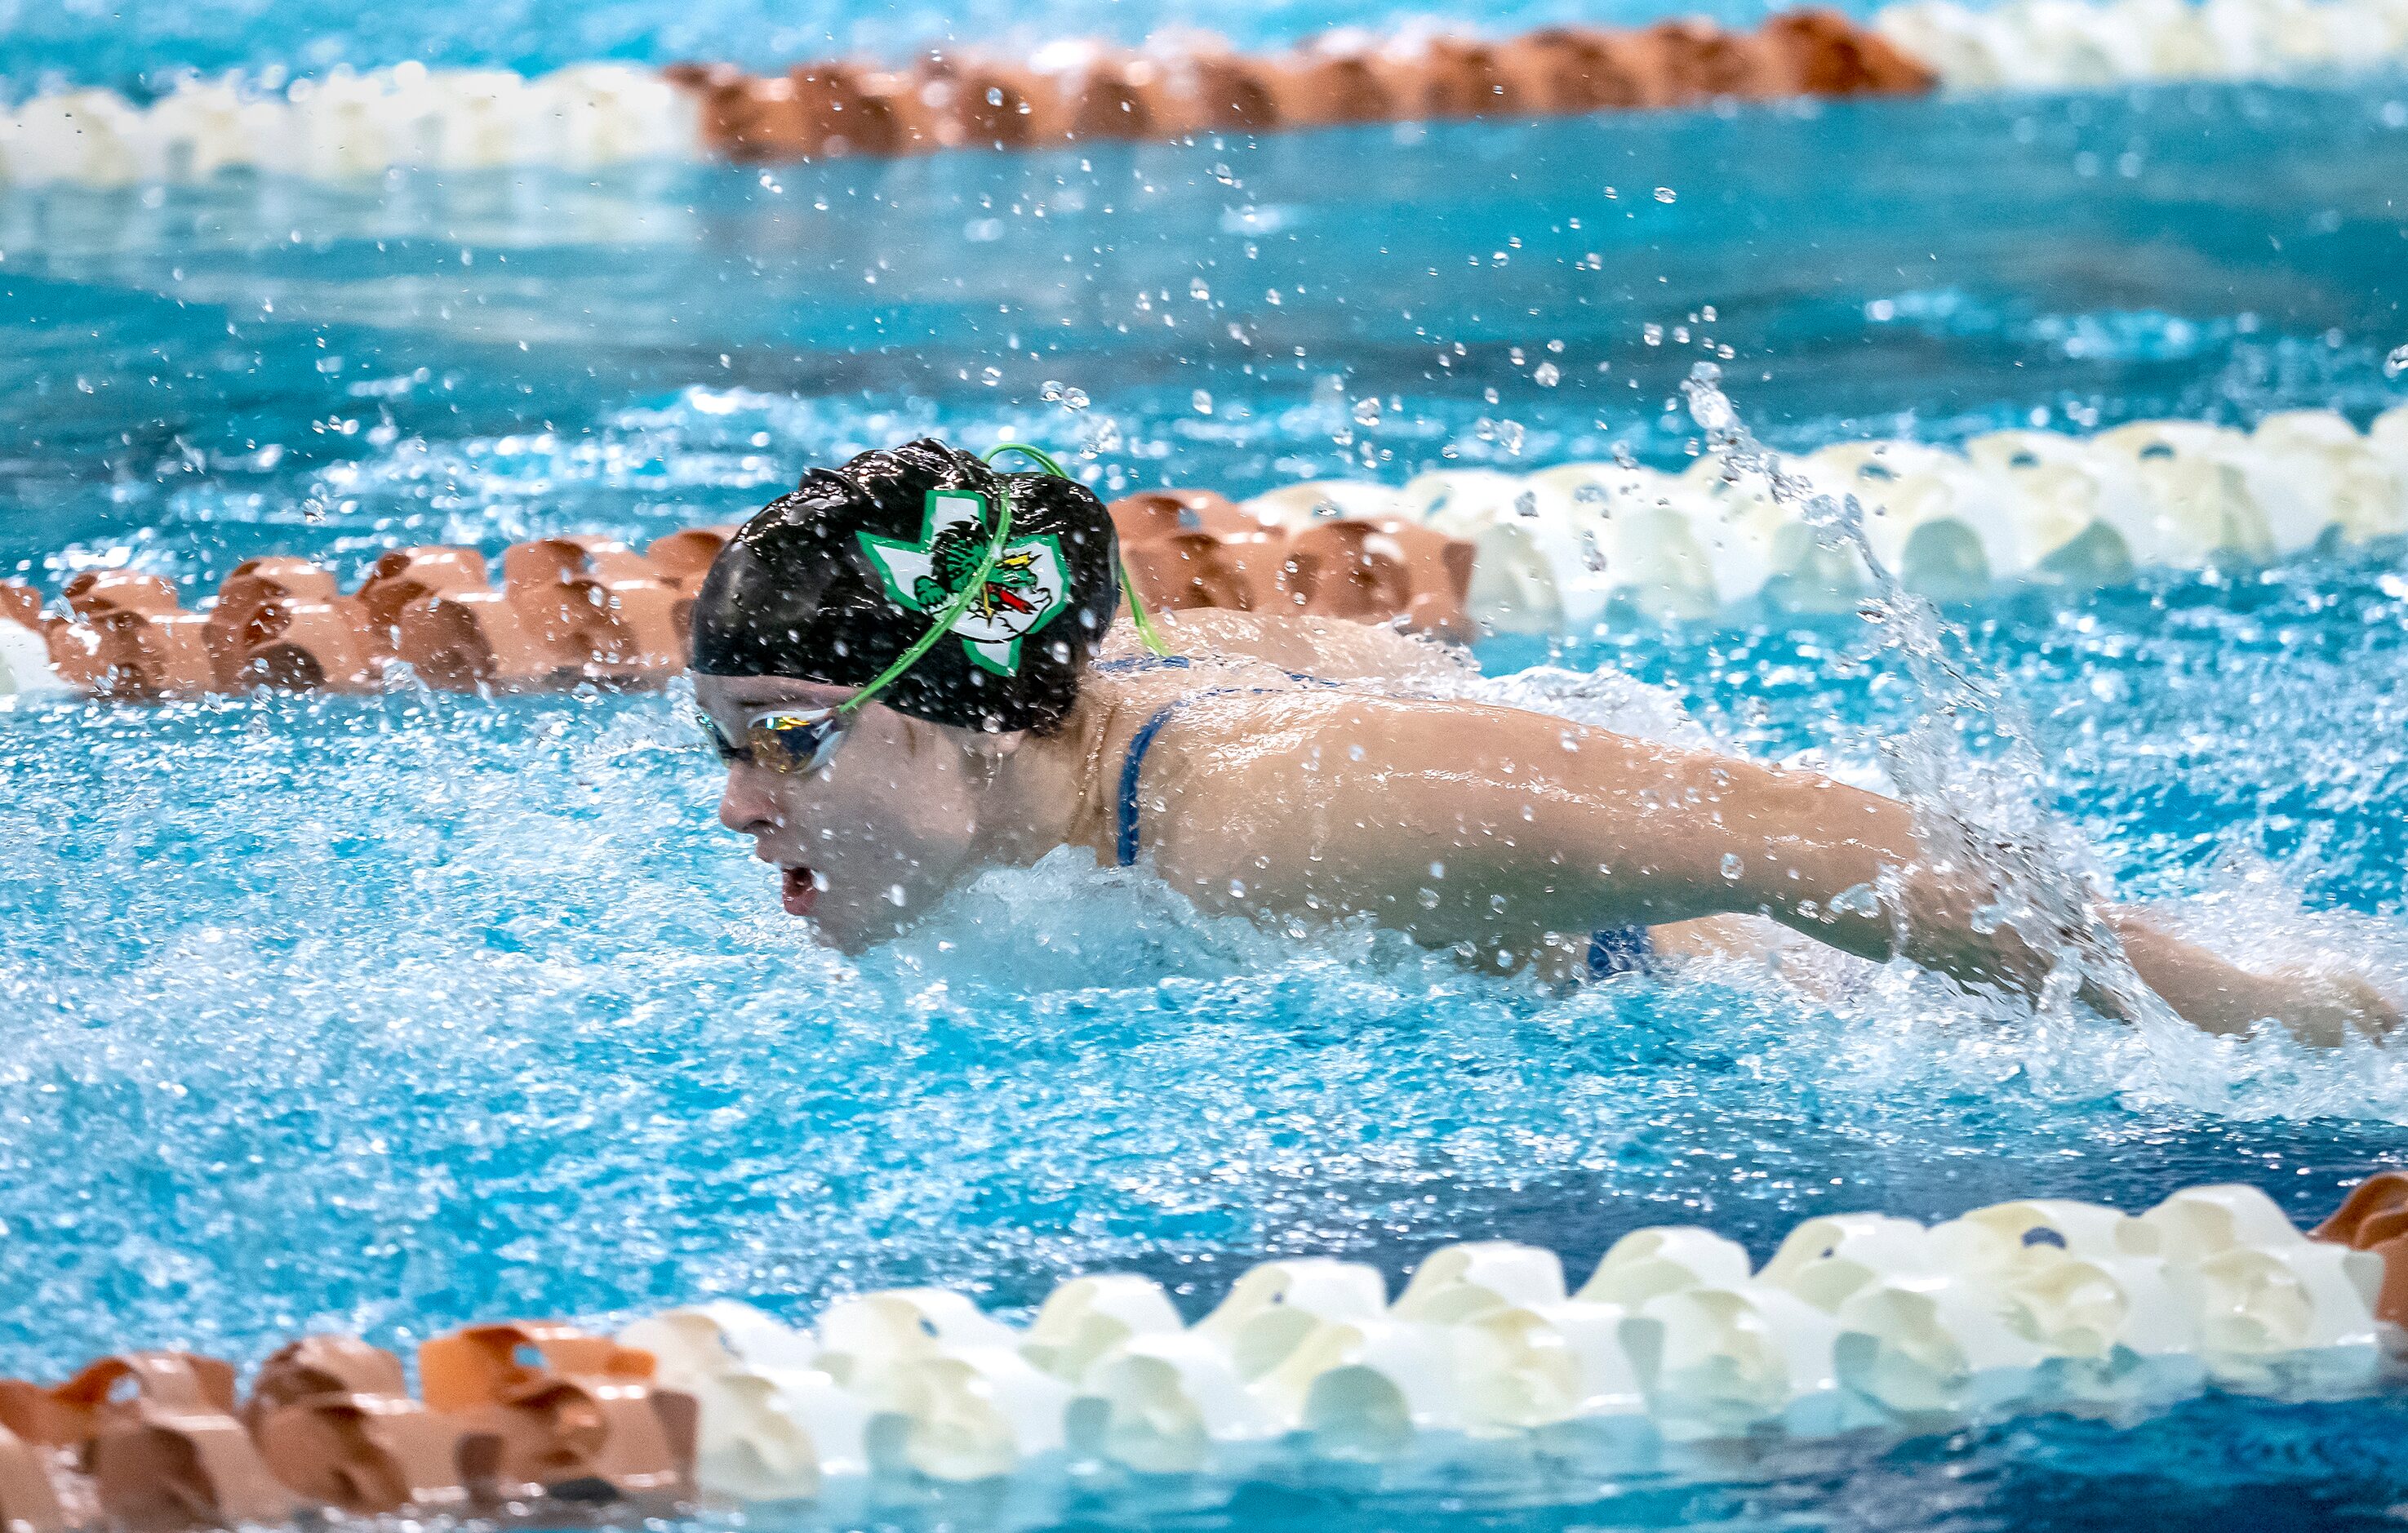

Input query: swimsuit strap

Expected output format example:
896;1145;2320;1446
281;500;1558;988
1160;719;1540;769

1092;655;1194;674
1100;659;1361;868
1586;925;1654;979
1115;687;1262;868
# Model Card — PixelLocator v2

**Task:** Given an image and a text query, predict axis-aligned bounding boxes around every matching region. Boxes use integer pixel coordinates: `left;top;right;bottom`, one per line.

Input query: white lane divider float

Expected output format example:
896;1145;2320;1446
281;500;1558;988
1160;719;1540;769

0;613;69;700
0;64;698;186
1243;406;2408;633
1875;0;2408;90
609;1181;2393;1494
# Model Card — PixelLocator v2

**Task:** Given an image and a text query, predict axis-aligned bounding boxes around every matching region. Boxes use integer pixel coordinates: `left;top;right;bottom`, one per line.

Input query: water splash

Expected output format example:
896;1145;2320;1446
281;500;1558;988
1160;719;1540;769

1681;360;2215;1076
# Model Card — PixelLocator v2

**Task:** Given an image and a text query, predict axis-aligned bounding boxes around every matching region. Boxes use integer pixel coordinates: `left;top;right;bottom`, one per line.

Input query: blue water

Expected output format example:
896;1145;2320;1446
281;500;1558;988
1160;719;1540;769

6;64;2408;1533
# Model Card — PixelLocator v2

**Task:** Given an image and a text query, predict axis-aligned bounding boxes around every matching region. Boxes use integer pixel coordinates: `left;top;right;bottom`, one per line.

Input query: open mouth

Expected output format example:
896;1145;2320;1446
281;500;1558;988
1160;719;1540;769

780;865;821;918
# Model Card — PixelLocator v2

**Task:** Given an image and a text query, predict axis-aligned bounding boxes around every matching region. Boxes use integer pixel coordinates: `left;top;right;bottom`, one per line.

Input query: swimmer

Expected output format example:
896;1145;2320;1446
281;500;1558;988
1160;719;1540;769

691;438;2397;1046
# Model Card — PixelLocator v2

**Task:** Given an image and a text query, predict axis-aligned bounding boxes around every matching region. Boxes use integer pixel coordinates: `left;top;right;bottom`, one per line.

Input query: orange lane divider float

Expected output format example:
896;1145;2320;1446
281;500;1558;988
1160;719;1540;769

0;1325;694;1531
8;530;732;702
1110;489;1476;638
665;8;1933;162
0;498;1475;702
2317;1172;2408;1326
243;1337;475;1515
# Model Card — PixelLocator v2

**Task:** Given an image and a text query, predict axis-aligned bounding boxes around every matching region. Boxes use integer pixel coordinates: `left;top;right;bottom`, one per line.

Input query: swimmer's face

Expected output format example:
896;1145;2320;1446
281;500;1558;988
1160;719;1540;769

698;673;995;952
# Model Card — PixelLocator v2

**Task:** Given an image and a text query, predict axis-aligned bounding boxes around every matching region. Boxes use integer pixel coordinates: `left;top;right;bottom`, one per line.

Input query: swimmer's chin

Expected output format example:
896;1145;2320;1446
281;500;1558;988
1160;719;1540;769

774;866;908;955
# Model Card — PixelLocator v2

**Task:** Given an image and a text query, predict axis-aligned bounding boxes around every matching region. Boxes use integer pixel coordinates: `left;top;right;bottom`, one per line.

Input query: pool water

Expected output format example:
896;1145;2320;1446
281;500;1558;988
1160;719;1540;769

7;82;2408;590
5;59;2408;1533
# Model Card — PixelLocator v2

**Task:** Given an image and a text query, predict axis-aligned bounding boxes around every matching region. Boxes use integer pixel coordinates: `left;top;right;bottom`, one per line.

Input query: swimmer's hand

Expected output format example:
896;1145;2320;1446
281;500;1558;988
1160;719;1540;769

2258;969;2402;1047
2118;918;2401;1046
2026;913;2399;1046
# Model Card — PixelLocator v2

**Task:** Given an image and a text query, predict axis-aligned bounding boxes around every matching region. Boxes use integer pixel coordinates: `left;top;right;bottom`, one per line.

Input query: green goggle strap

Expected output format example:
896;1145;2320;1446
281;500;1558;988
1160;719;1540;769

984;440;1174;659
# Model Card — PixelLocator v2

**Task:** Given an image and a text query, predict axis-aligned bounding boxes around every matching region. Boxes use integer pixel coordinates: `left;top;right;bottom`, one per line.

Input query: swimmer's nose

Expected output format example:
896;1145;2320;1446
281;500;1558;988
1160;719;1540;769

718;766;785;838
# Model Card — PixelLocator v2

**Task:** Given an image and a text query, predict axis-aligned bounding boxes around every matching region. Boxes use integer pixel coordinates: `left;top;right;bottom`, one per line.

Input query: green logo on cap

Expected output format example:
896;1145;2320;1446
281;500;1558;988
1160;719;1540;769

857;489;1071;678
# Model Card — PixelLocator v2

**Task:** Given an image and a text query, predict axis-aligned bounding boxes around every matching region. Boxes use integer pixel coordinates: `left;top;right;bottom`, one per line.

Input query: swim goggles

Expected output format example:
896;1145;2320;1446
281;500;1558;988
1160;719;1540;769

695;439;1171;774
697;705;851;776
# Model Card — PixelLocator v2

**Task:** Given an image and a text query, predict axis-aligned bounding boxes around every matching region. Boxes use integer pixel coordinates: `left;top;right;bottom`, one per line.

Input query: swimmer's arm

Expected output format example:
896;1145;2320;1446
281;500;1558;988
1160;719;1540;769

1151;697;1926;949
1631;761;2397;1044
1148;697;2392;1042
1147;695;1870;953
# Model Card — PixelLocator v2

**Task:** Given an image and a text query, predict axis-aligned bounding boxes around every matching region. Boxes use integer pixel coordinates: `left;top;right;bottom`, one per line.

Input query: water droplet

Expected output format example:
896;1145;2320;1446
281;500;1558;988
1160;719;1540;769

1352;396;1382;426
1721;853;1744;881
1533;362;1561;386
1828;883;1882;918
2387;344;2408;378
1189;278;1211;300
1191;389;1214;415
1654;186;1677;203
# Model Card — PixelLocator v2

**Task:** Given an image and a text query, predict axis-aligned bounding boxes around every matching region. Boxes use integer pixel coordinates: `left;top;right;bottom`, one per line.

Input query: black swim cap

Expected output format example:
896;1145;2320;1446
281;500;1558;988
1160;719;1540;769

689;438;1122;734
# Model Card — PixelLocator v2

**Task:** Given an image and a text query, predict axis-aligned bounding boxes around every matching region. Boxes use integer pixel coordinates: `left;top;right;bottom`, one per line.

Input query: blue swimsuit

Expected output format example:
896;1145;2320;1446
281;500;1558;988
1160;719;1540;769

1101;657;1653;979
